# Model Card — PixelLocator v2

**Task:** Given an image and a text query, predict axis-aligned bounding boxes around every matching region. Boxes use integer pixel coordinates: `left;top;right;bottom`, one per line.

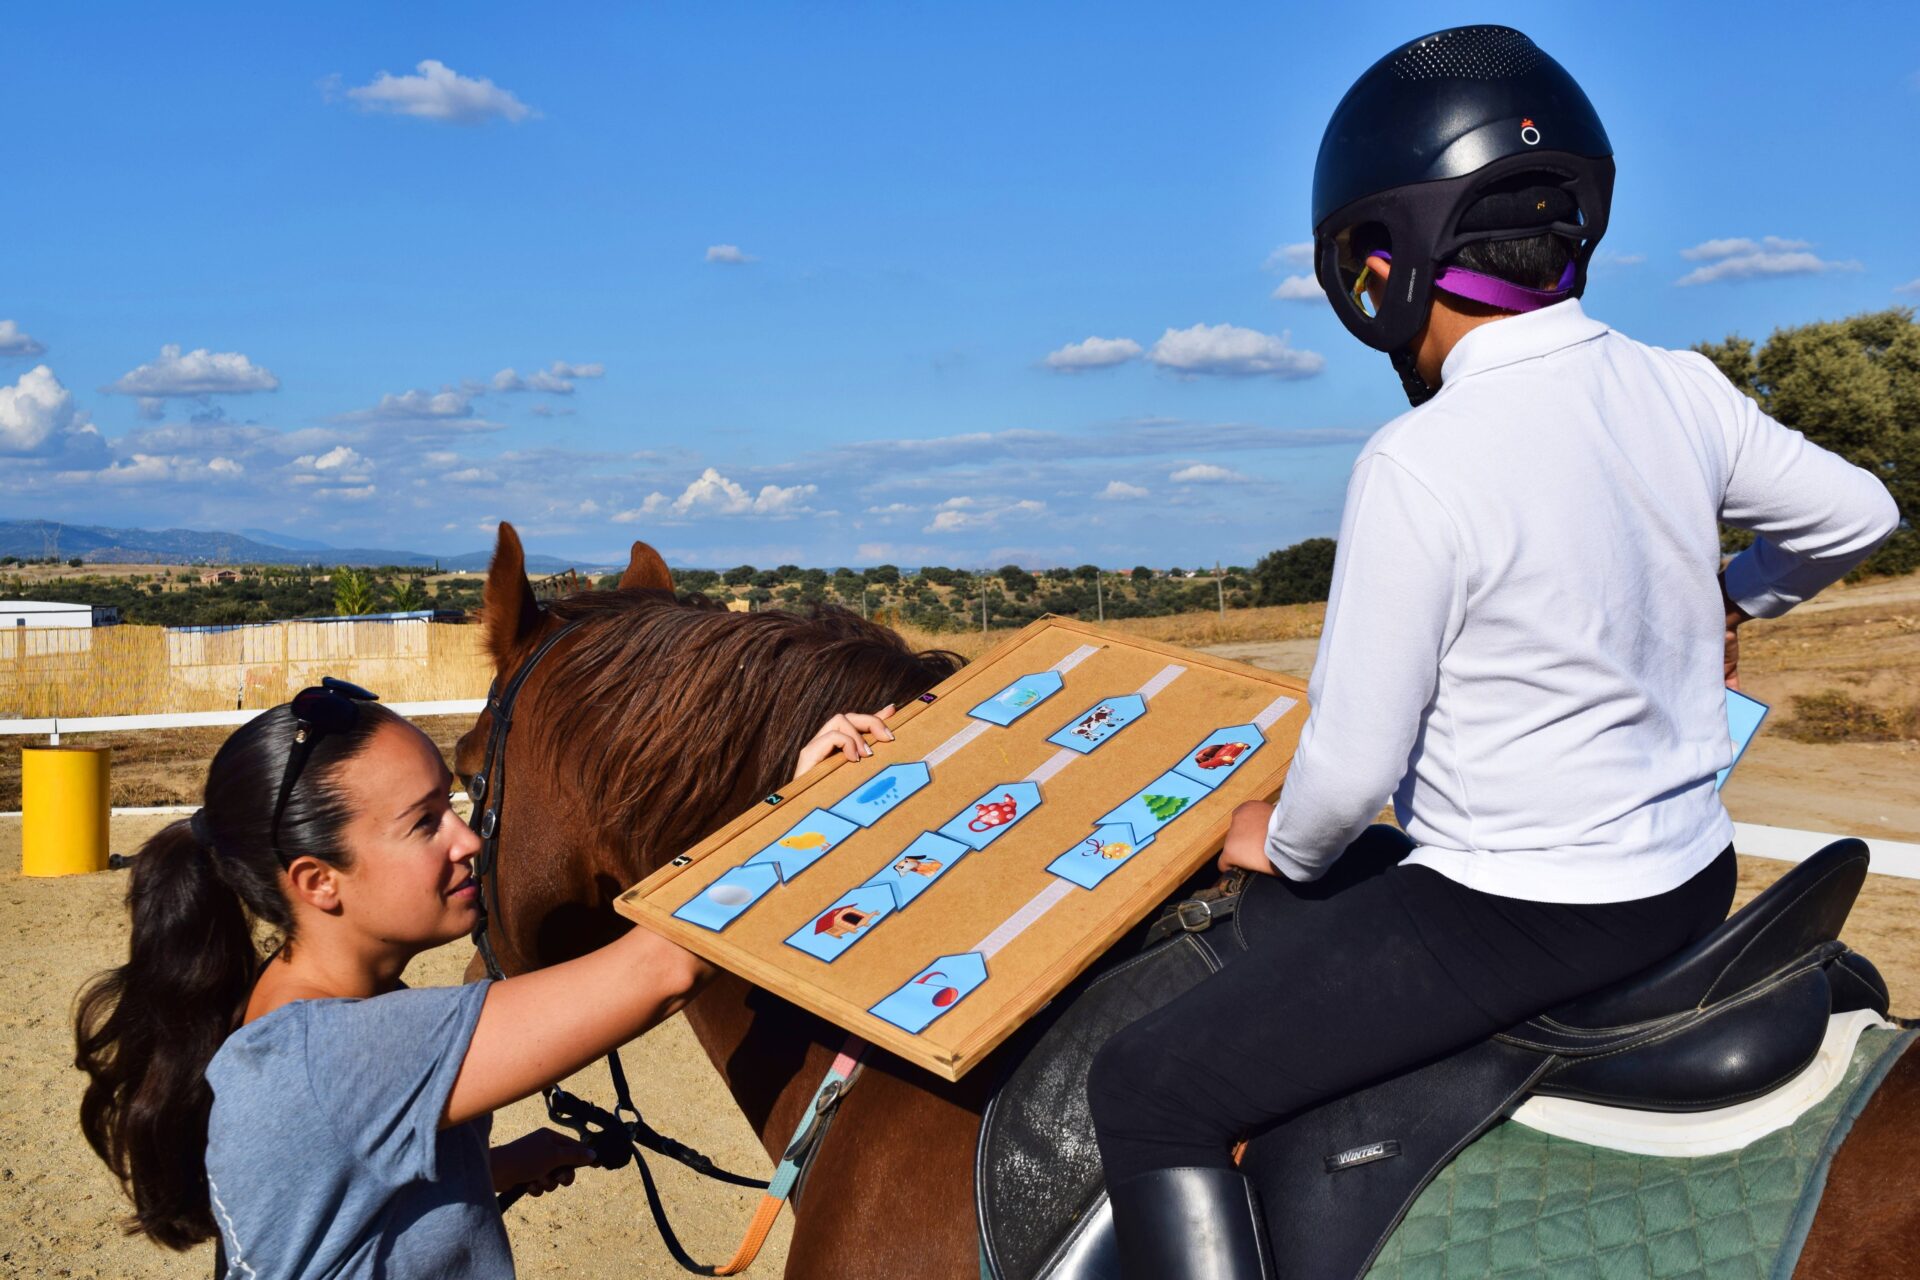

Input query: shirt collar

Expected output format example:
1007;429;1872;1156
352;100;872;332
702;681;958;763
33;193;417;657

1438;297;1609;387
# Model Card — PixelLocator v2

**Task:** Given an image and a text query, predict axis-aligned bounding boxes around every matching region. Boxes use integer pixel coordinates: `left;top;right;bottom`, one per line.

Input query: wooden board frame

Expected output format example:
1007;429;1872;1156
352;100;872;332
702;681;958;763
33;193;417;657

616;616;1308;1081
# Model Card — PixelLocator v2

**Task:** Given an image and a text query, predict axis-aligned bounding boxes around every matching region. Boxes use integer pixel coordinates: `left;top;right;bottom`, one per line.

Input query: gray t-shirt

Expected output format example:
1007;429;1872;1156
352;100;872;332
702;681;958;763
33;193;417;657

204;980;513;1279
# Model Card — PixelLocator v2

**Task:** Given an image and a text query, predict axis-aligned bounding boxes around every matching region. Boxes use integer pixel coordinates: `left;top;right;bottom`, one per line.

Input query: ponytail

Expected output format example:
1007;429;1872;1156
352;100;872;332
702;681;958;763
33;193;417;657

75;820;255;1248
73;698;397;1249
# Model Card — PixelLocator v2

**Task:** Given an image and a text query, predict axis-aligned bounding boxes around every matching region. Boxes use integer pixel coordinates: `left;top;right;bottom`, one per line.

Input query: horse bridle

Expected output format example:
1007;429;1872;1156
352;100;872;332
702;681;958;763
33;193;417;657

464;616;779;1274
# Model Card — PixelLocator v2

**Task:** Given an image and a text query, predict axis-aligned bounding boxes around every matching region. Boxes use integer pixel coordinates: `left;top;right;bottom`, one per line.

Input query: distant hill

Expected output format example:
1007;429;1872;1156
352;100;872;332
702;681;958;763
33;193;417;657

239;527;336;552
0;519;576;573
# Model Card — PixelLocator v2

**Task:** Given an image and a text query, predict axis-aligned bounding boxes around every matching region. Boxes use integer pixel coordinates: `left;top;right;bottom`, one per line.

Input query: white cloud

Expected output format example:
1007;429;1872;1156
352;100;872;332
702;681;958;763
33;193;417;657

1097;480;1149;500
613;467;817;522
445;467;498;484
492;360;605;394
865;502;916;515
923;497;1046;533
292;445;371;479
1672;235;1858;287
1270;275;1321;302
65;453;247;485
1170;463;1244;483
1895;279;1920;296
1680;236;1810;261
0;365;104;458
1265;243;1315;270
343;388;475;420
1147;324;1325;379
0;320;47;358
705;244;756;265
338;60;534;125
1592;251;1646;269
105;344;280;398
1043;336;1143;372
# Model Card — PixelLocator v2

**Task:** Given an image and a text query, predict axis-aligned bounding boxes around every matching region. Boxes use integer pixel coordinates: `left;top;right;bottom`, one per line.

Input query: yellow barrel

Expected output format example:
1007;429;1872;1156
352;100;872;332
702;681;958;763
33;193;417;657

21;746;111;877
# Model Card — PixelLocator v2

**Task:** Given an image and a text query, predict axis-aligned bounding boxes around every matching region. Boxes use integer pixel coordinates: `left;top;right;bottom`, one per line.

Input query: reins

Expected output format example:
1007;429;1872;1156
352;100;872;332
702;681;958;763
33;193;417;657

467;614;865;1275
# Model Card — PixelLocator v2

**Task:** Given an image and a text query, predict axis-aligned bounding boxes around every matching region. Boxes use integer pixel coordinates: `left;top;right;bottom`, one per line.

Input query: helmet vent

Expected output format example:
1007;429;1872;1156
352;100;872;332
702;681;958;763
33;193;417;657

1390;26;1543;81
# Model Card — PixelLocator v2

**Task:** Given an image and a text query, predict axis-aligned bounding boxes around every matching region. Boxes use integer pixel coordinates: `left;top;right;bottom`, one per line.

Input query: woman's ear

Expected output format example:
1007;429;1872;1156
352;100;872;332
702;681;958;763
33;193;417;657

284;857;344;914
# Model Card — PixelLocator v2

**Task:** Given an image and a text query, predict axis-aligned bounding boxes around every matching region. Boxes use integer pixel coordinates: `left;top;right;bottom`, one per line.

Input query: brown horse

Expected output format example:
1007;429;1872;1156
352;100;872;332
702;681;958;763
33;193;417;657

458;523;1920;1280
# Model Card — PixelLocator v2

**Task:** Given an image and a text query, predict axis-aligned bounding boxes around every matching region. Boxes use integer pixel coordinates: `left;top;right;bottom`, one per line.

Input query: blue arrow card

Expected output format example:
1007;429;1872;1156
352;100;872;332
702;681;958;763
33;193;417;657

938;781;1043;851
1171;725;1266;790
862;831;970;908
784;881;901;963
674;862;781;932
1047;822;1153;890
1047;694;1149;754
1100;770;1211;841
828;761;933;828
744;809;860;881
969;671;1065;726
869;952;990;1034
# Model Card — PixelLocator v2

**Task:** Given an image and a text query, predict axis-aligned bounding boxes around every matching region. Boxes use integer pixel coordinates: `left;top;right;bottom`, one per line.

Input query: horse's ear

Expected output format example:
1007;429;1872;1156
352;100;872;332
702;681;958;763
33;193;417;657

617;540;675;593
483;521;542;669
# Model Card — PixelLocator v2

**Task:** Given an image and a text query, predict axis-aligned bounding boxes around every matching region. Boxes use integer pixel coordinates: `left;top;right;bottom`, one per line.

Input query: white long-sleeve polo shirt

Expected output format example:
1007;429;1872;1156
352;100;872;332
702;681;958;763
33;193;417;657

1265;299;1900;903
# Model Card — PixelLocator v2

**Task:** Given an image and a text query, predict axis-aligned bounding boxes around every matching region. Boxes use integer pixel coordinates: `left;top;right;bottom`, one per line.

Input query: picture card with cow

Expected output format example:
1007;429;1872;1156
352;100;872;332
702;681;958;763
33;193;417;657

618;616;1308;1081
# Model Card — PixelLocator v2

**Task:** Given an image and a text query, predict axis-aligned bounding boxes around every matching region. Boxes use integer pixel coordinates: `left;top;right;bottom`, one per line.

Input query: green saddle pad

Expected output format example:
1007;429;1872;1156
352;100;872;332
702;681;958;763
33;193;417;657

1366;1026;1915;1280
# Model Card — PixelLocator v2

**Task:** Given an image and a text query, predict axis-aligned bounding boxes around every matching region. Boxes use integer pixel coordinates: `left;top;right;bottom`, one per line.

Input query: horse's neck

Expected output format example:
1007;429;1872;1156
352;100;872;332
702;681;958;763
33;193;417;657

681;975;837;1162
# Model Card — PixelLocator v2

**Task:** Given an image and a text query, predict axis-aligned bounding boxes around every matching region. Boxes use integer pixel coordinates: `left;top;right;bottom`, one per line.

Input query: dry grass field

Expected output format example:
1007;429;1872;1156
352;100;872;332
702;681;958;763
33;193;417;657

0;576;1914;1278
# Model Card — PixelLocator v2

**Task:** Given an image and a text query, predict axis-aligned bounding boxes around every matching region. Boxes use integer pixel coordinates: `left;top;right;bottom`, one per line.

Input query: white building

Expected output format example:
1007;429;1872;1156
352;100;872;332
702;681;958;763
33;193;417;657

0;600;121;629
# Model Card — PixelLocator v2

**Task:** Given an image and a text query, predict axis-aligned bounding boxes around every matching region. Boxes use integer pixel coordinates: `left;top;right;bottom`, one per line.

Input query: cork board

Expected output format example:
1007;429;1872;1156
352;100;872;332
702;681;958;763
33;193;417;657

615;616;1309;1081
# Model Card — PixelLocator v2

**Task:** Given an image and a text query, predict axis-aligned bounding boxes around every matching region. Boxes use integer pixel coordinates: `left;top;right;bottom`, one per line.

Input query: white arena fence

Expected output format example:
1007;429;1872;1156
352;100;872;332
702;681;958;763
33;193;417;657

0;703;1914;883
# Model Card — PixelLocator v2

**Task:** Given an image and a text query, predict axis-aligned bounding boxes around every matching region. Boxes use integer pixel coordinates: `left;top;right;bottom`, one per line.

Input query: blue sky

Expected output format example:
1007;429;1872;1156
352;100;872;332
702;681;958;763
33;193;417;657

4;2;1916;569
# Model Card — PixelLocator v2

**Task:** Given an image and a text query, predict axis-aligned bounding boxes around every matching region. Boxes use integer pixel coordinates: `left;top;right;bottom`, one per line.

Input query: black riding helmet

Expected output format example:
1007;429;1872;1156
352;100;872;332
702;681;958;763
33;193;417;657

1310;26;1615;405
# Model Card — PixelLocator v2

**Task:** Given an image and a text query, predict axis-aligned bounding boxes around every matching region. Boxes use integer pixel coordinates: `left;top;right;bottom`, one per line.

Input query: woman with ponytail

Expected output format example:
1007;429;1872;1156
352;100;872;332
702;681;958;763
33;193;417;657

75;678;891;1278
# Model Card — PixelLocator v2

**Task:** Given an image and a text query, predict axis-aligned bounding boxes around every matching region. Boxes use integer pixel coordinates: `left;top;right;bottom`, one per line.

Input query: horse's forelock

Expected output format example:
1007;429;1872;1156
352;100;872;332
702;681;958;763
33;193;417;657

527;591;961;875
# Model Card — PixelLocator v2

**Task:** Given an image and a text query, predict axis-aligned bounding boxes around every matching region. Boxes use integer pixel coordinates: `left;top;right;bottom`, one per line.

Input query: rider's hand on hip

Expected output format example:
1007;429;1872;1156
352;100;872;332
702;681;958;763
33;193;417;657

792;706;897;779
1218;801;1280;876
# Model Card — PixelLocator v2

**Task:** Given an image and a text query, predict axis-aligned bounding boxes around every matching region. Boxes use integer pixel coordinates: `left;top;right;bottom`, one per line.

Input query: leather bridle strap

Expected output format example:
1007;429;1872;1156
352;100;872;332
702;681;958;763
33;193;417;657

468;618;585;983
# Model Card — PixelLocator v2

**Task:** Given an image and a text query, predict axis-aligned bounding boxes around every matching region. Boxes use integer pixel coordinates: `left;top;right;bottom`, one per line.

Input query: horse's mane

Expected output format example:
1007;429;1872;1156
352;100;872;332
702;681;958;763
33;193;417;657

527;589;964;873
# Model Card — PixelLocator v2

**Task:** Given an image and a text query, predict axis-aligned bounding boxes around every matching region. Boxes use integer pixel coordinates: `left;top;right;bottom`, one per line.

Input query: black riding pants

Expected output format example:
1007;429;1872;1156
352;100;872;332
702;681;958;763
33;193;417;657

1088;828;1737;1183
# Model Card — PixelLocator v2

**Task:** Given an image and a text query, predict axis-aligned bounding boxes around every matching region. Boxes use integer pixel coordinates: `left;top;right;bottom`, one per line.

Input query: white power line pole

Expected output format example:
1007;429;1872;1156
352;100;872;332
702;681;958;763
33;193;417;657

1217;561;1225;616
1096;572;1104;623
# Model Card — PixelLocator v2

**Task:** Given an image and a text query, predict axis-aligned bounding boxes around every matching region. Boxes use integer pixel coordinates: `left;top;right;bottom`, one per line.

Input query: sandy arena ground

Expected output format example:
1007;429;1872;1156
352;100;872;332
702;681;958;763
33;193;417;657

3;579;1917;1278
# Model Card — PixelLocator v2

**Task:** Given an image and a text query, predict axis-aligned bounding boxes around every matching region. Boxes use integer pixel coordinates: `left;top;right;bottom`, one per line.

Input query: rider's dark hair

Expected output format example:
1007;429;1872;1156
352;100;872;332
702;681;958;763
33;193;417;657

74;699;401;1250
1450;232;1577;291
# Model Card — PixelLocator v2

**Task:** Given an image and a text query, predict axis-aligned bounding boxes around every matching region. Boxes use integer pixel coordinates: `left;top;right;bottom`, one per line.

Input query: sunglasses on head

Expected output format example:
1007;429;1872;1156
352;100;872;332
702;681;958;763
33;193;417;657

270;676;380;861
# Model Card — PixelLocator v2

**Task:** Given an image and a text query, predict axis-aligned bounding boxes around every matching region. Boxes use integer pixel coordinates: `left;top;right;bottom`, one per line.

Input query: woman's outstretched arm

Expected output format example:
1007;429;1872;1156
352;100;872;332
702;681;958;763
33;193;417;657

442;706;895;1126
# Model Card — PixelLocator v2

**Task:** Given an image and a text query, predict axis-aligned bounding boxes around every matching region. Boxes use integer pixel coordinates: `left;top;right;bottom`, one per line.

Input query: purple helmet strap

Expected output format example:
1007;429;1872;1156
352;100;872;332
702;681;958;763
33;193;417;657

1370;251;1575;314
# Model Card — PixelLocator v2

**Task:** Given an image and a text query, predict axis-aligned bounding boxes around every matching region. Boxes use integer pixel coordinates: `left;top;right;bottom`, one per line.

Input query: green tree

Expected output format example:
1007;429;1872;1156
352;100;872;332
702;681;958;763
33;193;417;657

332;566;375;615
387;578;426;612
864;563;901;587
1130;565;1153;583
721;564;756;586
998;564;1037;595
1253;537;1338;605
1694;308;1917;576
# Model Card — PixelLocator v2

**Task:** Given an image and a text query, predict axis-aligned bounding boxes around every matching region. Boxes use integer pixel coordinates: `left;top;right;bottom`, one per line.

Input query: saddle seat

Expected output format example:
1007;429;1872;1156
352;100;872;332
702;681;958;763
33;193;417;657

976;837;1893;1280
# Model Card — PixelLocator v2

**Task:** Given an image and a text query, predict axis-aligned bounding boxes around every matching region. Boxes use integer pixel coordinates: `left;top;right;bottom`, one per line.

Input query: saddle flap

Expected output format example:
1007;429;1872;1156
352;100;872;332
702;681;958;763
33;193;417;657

1237;1037;1550;1280
978;934;1222;1280
1539;839;1867;1030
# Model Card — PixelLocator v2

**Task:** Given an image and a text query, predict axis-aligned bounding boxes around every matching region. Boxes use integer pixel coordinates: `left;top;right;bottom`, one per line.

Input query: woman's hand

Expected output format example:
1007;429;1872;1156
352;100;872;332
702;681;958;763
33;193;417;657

491;1128;595;1197
792;706;897;781
1217;801;1279;876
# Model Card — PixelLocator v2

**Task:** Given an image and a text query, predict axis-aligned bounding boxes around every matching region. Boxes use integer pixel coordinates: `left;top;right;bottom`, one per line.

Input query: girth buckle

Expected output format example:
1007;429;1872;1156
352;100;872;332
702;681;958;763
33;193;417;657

1172;898;1216;933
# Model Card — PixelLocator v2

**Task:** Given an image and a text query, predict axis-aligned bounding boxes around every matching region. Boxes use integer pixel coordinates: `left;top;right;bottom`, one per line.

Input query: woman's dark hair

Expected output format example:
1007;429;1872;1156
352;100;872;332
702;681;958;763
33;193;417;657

74;698;402;1249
